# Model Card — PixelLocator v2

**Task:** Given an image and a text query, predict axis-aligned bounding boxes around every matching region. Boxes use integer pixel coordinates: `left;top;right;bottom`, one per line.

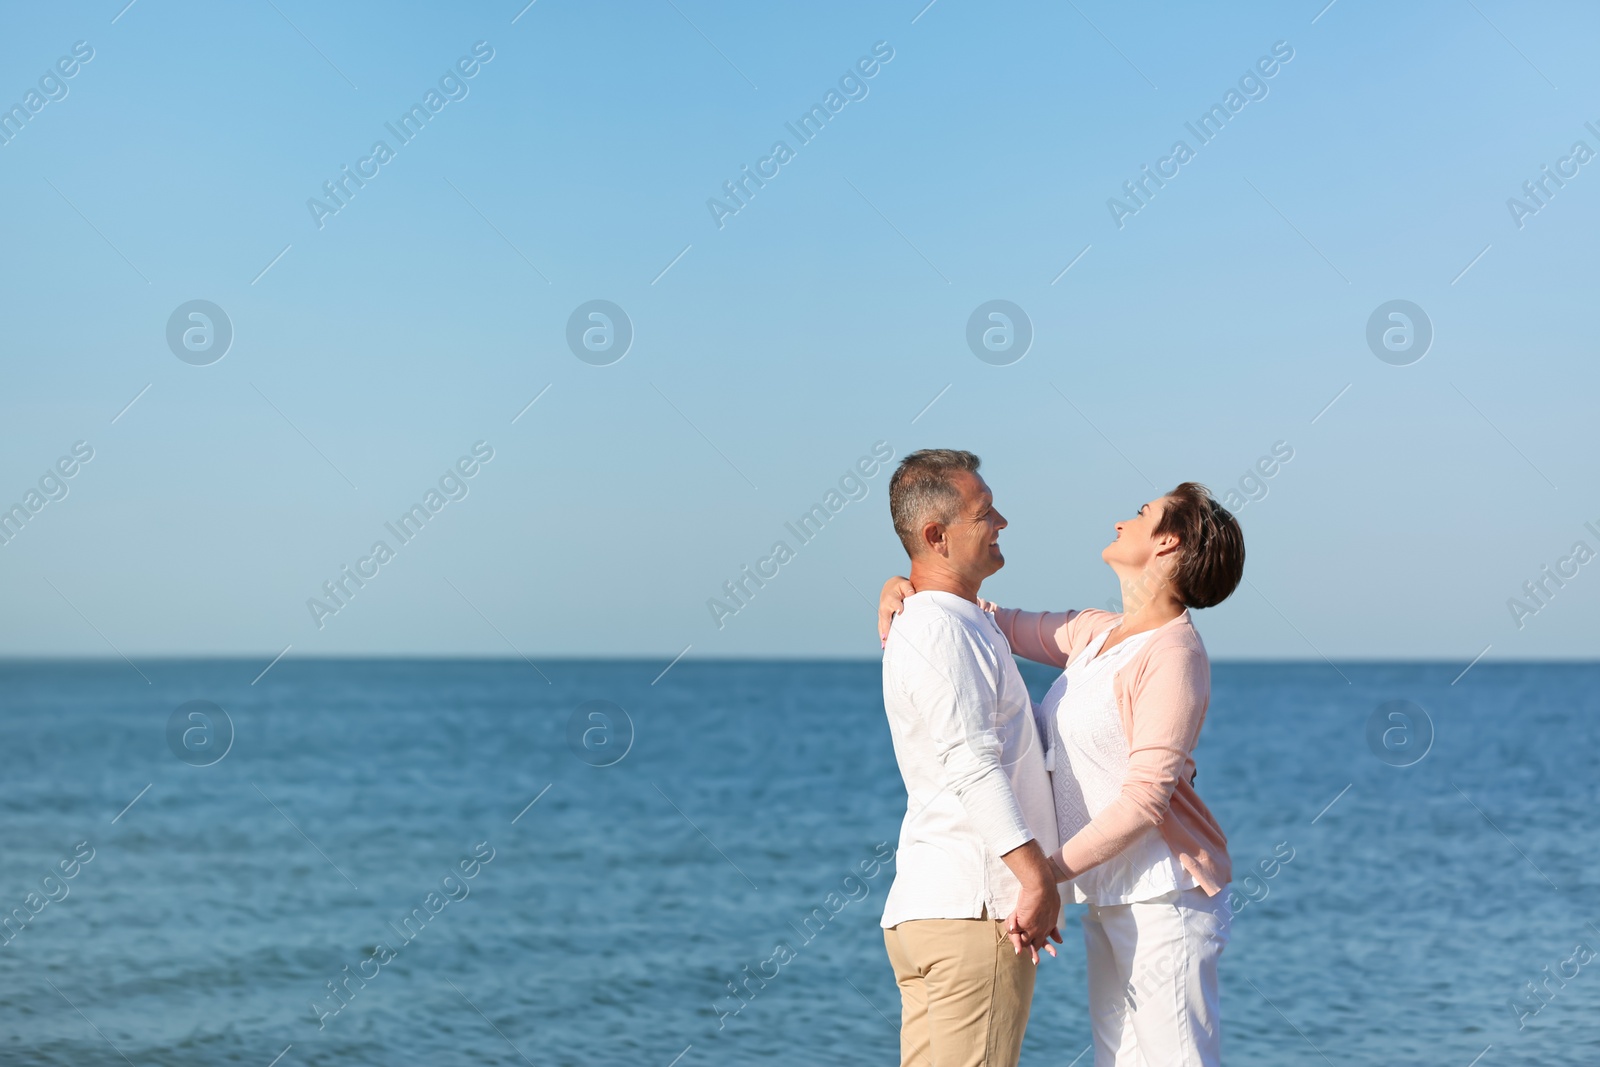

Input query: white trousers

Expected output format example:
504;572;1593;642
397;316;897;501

1081;886;1230;1067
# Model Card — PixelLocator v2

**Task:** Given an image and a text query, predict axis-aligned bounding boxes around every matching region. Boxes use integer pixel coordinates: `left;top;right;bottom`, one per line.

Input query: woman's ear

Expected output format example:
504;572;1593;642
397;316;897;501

1150;534;1183;581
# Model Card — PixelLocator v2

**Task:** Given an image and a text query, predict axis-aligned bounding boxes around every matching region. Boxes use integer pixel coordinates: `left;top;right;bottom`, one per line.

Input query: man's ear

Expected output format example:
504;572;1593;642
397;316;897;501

920;520;947;556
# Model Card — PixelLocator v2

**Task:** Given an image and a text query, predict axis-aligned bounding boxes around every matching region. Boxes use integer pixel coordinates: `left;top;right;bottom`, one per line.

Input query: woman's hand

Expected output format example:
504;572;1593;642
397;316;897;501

1004;915;1062;964
877;576;917;646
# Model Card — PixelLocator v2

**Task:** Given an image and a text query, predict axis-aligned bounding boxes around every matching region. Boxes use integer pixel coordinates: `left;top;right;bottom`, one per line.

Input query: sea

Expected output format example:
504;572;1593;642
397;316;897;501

0;658;1596;1066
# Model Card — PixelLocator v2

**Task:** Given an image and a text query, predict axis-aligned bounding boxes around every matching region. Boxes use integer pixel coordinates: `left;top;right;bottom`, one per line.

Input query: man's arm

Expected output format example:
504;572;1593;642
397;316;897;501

898;616;1060;950
1000;840;1062;959
901;617;1033;854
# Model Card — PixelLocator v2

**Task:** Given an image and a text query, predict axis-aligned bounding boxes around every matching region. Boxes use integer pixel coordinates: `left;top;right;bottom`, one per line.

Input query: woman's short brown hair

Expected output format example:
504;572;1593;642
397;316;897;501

1154;482;1245;609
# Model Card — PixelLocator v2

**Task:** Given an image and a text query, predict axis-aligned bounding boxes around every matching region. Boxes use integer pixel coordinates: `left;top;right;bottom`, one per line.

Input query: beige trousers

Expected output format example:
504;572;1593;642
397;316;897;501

882;914;1036;1067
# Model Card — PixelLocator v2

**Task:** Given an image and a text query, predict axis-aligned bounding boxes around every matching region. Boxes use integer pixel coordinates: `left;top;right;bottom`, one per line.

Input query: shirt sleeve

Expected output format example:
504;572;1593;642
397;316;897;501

898;617;1034;858
1057;645;1209;878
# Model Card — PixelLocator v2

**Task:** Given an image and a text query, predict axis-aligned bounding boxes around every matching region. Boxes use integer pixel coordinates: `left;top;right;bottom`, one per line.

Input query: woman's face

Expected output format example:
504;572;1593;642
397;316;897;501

1102;496;1171;571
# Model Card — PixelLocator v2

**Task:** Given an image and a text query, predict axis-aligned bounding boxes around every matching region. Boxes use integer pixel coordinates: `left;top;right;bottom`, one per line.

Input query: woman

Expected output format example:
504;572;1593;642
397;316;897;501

877;482;1244;1067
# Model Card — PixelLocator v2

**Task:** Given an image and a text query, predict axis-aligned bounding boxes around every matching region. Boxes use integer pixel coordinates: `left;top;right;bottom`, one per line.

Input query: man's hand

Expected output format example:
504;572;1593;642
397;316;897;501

878;575;917;646
999;841;1061;963
1005;915;1063;964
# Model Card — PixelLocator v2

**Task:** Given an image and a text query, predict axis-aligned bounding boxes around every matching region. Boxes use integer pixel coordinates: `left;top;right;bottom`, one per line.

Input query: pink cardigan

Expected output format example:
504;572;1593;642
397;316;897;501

991;605;1232;896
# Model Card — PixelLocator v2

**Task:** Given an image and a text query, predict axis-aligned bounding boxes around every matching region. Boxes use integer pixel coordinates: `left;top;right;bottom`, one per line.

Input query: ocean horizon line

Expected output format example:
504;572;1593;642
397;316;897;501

0;654;1592;666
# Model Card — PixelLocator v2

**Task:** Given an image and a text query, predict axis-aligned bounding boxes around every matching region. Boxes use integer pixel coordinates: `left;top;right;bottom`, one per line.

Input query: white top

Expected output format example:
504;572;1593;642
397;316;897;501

880;591;1059;929
1043;626;1198;906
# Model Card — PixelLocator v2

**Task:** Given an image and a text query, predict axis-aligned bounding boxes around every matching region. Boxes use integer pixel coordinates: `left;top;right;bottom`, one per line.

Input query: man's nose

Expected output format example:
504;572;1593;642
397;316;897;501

994;511;1008;529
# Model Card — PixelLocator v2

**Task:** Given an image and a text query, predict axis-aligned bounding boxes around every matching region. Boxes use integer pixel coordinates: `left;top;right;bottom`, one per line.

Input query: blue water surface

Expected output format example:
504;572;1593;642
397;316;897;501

0;658;1595;1066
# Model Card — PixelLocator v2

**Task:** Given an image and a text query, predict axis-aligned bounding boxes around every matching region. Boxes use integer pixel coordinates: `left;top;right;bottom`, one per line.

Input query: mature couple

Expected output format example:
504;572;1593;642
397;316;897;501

875;449;1245;1067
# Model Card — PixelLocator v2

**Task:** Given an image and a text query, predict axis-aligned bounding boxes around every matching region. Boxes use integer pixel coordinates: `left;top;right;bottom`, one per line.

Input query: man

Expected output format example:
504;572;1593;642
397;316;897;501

878;448;1060;1067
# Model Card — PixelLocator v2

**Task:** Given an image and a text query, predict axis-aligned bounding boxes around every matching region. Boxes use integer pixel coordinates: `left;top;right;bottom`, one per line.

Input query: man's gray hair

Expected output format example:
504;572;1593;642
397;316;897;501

888;449;980;557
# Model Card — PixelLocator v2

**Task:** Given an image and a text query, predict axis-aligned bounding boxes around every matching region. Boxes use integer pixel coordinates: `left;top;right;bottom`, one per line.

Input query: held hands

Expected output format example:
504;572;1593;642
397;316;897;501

1004;867;1063;965
1005;915;1063;965
1010;853;1073;961
1000;843;1062;966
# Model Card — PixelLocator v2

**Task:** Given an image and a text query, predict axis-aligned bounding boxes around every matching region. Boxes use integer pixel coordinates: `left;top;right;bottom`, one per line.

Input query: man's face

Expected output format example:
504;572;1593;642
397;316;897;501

943;470;1008;581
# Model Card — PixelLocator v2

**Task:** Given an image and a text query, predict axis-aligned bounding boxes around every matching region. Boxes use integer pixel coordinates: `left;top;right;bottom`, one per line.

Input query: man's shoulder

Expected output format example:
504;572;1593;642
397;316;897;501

885;593;1000;679
898;591;991;631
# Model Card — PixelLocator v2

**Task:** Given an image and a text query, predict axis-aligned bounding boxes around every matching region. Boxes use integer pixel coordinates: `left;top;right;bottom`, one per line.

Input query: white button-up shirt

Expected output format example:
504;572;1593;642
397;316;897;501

880;591;1059;928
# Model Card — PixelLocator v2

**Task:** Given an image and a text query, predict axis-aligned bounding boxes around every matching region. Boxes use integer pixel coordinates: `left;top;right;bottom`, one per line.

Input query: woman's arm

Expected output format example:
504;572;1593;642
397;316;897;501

877;576;1088;669
989;607;1081;670
1055;646;1209;879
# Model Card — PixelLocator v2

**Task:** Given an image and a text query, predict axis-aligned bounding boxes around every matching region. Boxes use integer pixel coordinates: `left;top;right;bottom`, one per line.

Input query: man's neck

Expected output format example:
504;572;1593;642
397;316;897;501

908;560;981;603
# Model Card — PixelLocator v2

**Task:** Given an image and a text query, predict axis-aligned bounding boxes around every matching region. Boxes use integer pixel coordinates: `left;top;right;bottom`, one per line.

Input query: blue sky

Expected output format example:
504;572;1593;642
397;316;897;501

1;0;1596;663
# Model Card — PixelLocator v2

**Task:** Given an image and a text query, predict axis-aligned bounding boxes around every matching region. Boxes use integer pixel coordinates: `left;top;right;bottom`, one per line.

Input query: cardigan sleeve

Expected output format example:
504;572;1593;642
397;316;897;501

989;607;1081;669
1056;644;1209;878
